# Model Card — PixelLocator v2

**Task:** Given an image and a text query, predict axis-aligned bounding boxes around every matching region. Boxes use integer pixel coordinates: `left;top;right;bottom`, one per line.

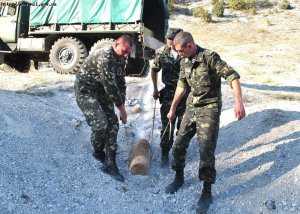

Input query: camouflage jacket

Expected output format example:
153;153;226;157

76;46;126;107
152;45;181;90
177;46;240;108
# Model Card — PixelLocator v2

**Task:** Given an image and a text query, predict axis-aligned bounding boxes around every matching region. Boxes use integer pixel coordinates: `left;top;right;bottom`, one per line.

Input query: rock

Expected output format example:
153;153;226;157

127;98;139;106
71;119;82;128
131;104;142;113
116;185;128;193
264;199;276;210
20;193;31;204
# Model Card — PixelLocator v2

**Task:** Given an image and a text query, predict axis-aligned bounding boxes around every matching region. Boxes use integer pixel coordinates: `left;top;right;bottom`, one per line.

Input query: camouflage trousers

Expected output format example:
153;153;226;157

171;103;221;184
75;82;119;161
159;87;187;153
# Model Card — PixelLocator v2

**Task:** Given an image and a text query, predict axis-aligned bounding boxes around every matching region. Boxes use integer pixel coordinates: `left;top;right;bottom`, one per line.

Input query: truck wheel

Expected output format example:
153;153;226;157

3;54;30;73
49;37;87;74
125;58;149;77
89;39;114;55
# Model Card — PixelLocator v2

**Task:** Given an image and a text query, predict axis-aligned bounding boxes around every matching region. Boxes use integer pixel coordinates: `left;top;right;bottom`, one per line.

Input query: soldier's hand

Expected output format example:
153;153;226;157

234;100;246;120
119;110;127;124
167;109;176;122
117;104;127;124
153;90;159;100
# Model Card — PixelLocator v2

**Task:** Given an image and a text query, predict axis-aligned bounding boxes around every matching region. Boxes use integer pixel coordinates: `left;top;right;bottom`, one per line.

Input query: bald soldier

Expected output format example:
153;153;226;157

74;35;133;182
151;28;189;167
165;32;246;212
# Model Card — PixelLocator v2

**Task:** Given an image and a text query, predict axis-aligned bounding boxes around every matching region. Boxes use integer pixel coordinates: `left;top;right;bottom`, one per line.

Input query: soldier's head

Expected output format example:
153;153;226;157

165;28;183;50
113;35;133;58
173;31;197;58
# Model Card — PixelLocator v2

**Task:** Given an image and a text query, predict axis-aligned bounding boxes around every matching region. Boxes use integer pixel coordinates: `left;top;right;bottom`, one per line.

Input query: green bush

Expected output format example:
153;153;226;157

168;0;176;12
279;0;292;10
212;0;225;17
211;0;219;5
228;0;256;10
192;6;213;22
248;7;257;14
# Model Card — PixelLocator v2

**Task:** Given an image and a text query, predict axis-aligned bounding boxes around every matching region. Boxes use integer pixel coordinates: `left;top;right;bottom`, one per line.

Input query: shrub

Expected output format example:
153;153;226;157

228;0;256;10
192;6;213;22
265;18;272;26
168;0;176;12
211;0;219;5
279;0;292;10
212;0;225;17
248;7;257;14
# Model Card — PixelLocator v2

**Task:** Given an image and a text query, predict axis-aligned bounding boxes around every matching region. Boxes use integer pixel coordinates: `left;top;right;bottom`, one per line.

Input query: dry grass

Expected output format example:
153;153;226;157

192;6;213;22
212;0;225;17
228;0;256;10
279;0;292;10
257;28;268;33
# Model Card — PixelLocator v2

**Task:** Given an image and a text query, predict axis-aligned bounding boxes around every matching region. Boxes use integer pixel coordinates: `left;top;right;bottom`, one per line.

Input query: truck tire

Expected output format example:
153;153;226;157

49;37;87;74
125;58;149;77
89;39;114;55
3;54;31;73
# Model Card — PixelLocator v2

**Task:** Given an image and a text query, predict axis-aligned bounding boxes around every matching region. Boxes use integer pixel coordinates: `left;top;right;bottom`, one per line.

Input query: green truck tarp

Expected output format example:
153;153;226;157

29;0;143;27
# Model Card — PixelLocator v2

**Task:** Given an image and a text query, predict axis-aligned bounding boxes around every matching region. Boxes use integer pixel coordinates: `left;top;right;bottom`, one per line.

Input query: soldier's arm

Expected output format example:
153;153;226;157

151;53;161;99
151;69;159;100
168;64;187;121
208;51;240;88
208;52;245;120
99;59;124;107
231;79;246;120
118;70;126;104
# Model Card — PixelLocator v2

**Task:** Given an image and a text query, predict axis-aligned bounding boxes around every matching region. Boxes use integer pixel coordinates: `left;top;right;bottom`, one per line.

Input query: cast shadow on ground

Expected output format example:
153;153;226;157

216;109;300;155
217;131;300;200
241;82;300;93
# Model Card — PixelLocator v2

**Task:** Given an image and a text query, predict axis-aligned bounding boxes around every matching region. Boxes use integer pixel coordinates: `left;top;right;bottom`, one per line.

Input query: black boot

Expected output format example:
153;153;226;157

165;170;184;194
92;151;105;163
196;182;213;214
161;150;169;167
101;151;125;182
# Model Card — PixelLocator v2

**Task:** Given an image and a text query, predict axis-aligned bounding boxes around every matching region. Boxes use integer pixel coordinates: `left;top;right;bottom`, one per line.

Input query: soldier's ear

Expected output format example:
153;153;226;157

186;42;194;49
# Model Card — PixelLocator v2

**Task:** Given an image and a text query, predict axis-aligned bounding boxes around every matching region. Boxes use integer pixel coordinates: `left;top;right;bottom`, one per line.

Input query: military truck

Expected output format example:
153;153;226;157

0;0;168;76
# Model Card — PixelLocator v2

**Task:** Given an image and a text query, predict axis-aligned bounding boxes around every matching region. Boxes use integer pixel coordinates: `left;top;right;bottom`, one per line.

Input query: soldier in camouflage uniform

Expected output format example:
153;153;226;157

74;35;133;182
165;32;246;212
151;28;189;167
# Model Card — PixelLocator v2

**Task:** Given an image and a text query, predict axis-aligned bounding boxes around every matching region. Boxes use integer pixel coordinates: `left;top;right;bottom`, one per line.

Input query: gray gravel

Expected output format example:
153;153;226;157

0;74;299;214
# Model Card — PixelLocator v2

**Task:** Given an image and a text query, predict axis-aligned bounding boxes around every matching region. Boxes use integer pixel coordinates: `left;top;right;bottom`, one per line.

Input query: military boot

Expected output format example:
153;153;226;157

101;151;125;182
196;182;213;214
160;149;169;167
92;150;105;163
165;170;184;194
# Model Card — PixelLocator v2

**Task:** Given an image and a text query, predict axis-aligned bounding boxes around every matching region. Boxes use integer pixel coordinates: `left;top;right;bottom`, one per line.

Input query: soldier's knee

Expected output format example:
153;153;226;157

172;143;185;156
92;122;108;133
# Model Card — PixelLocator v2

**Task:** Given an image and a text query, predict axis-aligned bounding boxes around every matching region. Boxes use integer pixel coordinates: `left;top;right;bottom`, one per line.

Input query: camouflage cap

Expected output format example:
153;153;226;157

166;28;183;40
